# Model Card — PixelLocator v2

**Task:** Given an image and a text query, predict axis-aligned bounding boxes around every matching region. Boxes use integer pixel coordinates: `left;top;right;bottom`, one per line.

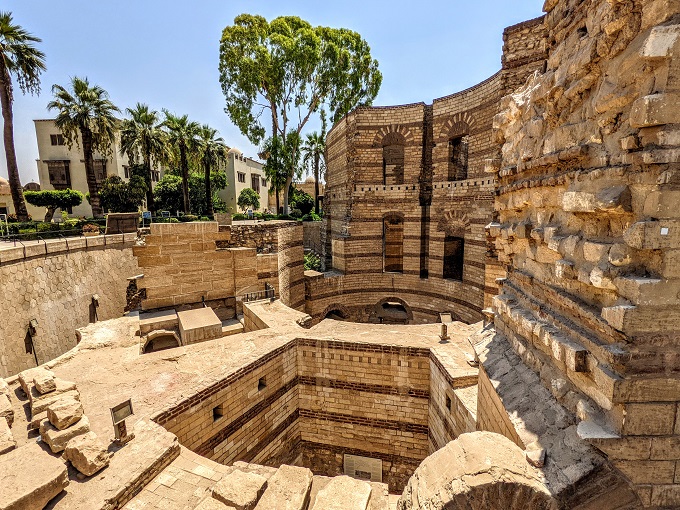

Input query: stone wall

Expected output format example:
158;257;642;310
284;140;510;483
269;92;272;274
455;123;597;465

313;11;549;326
0;234;138;377
135;221;305;314
488;0;680;506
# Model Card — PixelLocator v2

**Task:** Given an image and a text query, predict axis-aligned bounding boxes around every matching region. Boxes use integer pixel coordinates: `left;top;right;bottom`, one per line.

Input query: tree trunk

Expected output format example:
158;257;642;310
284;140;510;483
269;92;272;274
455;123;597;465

275;189;280;215
204;157;213;217
283;175;293;216
314;152;320;215
144;151;154;213
44;206;55;223
0;64;29;221
180;144;190;214
81;126;103;218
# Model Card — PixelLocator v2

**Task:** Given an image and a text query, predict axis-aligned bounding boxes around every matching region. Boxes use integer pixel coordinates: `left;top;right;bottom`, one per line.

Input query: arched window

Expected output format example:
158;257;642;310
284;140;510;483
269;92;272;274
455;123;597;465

383;214;404;273
447;121;470;181
382;133;405;185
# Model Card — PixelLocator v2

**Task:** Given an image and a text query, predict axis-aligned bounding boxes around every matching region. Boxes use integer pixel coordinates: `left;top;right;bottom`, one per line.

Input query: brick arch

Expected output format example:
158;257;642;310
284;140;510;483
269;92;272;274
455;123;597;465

321;303;352;321
372;125;414;147
437;210;471;237
438;113;475;140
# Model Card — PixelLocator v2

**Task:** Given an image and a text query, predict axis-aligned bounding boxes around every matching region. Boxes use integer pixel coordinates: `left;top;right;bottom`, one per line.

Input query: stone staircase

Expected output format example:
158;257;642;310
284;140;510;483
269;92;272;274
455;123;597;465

195;461;390;510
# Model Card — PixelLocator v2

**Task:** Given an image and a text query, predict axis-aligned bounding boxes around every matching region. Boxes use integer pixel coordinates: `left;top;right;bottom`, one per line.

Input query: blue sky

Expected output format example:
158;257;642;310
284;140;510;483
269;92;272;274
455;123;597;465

1;0;543;183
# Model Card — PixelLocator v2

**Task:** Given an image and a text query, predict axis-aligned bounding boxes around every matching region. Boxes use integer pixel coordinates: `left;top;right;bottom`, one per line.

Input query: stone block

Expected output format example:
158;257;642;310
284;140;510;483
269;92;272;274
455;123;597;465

139;309;179;335
254;465;313;510
212;469;267;509
0;378;11;397
33;371;56;394
0;393;13;427
31;387;79;416
0;417;16;454
178;307;222;345
623;403;675;435
0;442;69;510
17;367;53;396
630;93;680;128
47;395;84;430
40;415;90;453
310;475;372;510
562;186;631;213
63;431;112;477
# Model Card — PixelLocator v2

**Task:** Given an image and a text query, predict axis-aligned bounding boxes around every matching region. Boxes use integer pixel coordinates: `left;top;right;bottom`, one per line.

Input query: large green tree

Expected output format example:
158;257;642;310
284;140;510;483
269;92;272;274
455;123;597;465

261;132;300;214
162;112;199;214
219;14;381;213
237;187;260;212
24;189;83;222
198;125;227;217
47;77;119;218
99;175;146;213
119;103;166;213
0;12;46;221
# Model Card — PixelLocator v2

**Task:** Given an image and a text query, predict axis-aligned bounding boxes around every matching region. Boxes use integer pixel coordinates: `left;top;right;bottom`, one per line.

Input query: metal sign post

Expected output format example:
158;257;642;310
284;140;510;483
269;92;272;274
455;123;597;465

110;399;135;445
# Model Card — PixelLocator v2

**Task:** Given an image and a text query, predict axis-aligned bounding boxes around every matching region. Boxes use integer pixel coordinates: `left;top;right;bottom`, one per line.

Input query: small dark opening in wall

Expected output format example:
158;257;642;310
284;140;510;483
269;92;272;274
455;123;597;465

213;405;224;422
445;395;452;412
258;377;267;391
577;26;588;38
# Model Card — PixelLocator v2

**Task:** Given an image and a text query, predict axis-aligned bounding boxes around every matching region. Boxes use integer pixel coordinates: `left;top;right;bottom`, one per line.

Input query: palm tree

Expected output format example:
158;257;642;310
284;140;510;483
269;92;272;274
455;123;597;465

47;77;119;218
120;103;166;213
0;12;46;221
162;111;199;214
301;131;326;215
198;125;227;217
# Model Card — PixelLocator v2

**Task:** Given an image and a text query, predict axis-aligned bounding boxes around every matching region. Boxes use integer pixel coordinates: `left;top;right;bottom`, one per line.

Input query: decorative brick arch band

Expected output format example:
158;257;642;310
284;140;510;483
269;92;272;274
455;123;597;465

372;125;415;147
437;210;471;238
439;113;475;140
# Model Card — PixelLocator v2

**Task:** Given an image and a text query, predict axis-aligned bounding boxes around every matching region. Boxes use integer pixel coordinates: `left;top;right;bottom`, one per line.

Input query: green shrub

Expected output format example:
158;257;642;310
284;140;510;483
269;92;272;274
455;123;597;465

304;252;321;271
301;212;322;222
232;213;247;220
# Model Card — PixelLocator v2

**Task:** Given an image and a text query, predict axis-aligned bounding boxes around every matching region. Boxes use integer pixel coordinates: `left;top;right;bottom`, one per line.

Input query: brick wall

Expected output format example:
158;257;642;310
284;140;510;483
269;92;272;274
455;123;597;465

0;234;138;377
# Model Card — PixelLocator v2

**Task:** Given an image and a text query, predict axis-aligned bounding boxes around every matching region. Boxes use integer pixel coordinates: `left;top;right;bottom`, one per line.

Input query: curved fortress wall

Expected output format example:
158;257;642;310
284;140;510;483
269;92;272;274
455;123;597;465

0;235;139;377
309;17;547;324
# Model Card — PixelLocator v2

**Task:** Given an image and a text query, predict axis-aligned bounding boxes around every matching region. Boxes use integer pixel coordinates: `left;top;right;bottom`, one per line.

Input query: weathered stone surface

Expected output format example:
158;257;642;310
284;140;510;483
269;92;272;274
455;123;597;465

63;431;112;477
0;378;10;397
0;393;13;427
40;414;90;453
33;371;56;394
232;461;278;480
18;367;53;396
0;417;16;454
31;386;79;416
254;465;313;510
311;475;372;510
398;432;556;509
178;307;223;345
47;395;84;430
0;442;69;510
195;497;235;510
212;469;267;510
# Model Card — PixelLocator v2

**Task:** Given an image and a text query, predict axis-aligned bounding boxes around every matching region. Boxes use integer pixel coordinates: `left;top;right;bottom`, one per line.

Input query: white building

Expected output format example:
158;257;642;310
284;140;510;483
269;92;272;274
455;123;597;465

218;147;269;213
34;119;163;218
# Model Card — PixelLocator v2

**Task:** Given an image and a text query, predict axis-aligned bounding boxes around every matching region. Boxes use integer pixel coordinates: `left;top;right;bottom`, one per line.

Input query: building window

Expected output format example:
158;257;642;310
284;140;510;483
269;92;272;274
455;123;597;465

50;134;65;146
383;214;403;273
382;133;405;185
237;172;246;183
258;377;267;391
47;160;71;189
213;404;224;421
123;166;130;179
443;235;465;281
261;177;267;188
152;170;160;182
448;136;469;181
251;174;260;193
445;395;452;412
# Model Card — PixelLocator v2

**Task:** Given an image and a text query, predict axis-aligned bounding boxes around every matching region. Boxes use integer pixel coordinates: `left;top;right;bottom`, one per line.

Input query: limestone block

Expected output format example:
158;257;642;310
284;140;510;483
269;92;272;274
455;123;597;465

33;371;56;394
590;267;616;290
47;395;84;430
29;411;47;431
18;367;54;396
624;220;680;250
367;482;389;510
0;378;10;397
0;442;69;510
644;191;680;219
608;244;632;267
39;415;90;453
311;475;372;510
31;387;79;416
555;259;575;280
630;93;680;128
562;186;631;213
641;24;680;59
63;431;112;477
178;307;222;345
254;465;313;510
0;393;13;427
29;377;76;404
212;469;267;509
0;417;16;454
582;241;610;263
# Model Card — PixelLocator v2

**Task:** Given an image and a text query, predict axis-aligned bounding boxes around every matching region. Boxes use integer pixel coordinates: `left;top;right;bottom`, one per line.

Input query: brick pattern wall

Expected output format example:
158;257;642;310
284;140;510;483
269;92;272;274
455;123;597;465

0;234;139;377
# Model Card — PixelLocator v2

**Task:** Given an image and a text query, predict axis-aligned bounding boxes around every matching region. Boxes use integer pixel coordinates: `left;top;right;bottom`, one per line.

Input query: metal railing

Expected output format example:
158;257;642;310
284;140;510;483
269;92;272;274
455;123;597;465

240;283;276;303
